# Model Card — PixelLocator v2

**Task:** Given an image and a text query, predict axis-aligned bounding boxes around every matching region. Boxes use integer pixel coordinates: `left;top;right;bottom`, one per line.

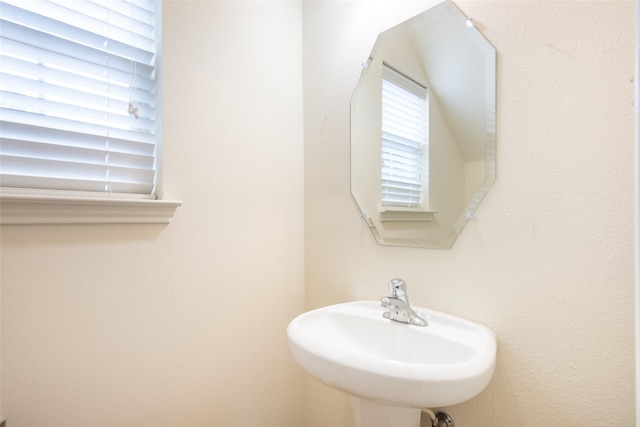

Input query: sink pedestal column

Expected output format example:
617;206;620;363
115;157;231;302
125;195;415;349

350;397;422;427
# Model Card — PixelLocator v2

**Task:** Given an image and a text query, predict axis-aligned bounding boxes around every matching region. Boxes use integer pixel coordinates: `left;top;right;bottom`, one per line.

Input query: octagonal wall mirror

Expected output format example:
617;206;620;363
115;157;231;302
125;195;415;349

351;0;496;249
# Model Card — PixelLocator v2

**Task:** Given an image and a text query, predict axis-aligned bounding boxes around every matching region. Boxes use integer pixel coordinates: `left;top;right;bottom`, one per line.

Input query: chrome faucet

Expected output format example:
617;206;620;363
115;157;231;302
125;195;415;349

380;278;428;327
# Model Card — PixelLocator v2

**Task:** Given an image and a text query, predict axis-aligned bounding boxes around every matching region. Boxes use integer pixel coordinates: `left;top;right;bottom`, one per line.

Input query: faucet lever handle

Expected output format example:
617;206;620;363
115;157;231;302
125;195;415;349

388;278;408;300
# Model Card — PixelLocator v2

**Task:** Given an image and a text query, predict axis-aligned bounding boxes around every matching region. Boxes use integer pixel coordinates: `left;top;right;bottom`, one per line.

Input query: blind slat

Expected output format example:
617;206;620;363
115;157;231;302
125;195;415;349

1;120;155;154
0;112;155;145
0;174;154;194
1;139;155;170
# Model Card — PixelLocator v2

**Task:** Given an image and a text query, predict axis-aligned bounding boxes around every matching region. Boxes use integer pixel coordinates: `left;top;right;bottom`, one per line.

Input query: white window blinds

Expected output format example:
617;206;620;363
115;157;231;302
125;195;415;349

381;64;428;208
0;0;160;198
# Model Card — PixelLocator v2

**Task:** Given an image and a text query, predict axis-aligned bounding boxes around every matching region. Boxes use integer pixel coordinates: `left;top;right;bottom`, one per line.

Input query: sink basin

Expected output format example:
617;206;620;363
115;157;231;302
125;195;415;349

287;301;496;413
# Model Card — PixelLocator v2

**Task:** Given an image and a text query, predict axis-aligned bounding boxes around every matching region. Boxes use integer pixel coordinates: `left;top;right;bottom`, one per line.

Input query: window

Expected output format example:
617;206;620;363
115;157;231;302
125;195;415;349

0;0;180;223
380;64;433;221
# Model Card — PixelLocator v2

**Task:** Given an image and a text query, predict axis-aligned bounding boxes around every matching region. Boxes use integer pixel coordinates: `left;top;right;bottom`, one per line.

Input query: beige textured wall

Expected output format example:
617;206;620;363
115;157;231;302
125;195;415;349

303;1;635;426
0;1;305;426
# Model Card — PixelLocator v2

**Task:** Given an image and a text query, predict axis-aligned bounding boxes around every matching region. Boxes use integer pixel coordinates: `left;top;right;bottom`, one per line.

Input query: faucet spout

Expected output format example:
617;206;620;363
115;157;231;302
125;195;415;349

381;279;428;327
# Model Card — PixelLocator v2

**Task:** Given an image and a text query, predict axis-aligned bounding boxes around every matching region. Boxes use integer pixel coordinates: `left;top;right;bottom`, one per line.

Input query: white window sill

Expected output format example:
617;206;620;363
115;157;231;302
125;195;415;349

379;206;438;222
0;192;182;225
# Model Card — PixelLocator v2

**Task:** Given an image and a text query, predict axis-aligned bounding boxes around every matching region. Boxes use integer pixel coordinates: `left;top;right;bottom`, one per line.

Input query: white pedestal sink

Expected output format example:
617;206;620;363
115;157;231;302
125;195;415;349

287;301;496;427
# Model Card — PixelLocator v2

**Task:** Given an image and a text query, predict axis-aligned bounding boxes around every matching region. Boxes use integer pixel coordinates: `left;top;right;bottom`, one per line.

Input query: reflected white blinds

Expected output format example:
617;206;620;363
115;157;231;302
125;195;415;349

381;64;428;208
0;0;160;197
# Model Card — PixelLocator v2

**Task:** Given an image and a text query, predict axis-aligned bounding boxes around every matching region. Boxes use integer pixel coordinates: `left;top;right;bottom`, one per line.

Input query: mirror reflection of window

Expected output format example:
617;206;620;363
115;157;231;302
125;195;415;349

381;64;429;210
